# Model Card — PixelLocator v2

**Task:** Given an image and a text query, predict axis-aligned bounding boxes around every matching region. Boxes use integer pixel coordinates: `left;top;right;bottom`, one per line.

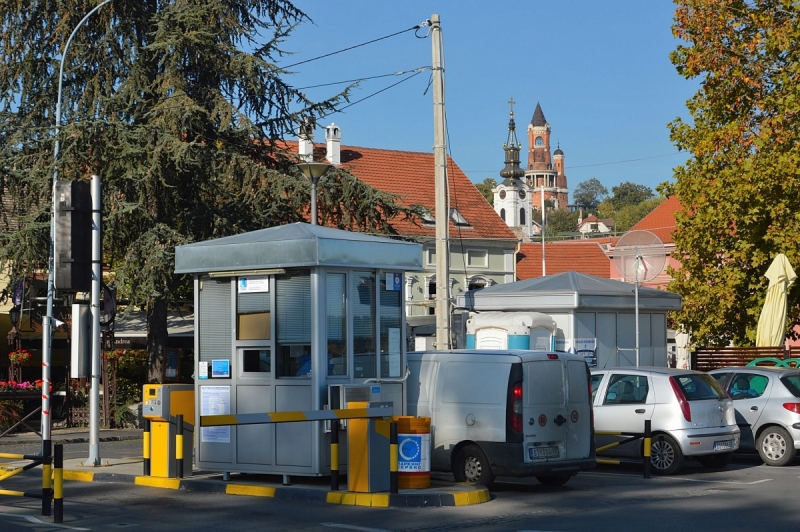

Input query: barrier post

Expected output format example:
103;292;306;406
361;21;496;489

41;438;51;516
143;418;151;476
330;421;339;491
389;421;398;494
176;414;184;479
54;444;63;523
643;420;652;479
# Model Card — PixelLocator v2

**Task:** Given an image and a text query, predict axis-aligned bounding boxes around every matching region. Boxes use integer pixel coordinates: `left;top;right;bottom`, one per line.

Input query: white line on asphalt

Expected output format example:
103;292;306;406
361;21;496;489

0;511;90;530
657;477;773;485
321;523;392;532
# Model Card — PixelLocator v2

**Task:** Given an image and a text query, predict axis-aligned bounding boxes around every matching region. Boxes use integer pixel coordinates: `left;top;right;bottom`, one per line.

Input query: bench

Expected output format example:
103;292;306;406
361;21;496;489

692;346;800;371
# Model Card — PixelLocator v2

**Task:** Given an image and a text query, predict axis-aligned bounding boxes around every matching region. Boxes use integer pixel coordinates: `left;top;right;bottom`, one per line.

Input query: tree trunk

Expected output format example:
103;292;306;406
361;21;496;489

146;297;169;383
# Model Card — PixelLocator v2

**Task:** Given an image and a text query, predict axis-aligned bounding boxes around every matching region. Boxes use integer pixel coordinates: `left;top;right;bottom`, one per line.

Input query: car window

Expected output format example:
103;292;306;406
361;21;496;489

710;372;730;388
604;374;648;405
591;374;604;401
780;375;800;398
674;373;725;400
728;373;767;400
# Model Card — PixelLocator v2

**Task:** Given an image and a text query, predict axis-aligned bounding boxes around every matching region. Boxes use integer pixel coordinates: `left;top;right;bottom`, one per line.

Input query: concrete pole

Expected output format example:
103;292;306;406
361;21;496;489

541;184;546;276
85;175;102;465
431;14;450;350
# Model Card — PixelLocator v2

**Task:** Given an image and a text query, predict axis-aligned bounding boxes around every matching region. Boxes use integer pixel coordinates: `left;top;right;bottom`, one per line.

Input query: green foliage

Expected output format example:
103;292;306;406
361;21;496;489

614;197;665;233
475;178;496;205
545;209;580;238
668;1;800;346
573;178;608;208
0;1;419;381
609;182;655;210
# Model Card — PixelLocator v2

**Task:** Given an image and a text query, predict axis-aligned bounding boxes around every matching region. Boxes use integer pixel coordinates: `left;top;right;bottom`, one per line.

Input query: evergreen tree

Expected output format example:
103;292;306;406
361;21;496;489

0;1;418;381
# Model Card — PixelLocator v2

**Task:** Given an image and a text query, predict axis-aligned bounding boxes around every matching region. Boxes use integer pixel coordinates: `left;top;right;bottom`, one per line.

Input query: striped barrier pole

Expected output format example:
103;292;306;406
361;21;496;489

54;444;63;523
389;421;398;494
330;421;339;491
176;414;184;479
643;420;652;479
41;438;51;516
143;418;151;476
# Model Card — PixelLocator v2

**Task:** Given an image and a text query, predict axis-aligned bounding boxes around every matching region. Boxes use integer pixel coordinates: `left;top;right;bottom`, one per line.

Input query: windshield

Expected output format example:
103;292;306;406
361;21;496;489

780;375;800;398
674;373;726;401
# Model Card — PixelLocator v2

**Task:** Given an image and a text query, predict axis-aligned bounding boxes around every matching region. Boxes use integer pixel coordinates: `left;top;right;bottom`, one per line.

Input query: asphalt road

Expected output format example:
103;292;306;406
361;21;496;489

1;441;797;532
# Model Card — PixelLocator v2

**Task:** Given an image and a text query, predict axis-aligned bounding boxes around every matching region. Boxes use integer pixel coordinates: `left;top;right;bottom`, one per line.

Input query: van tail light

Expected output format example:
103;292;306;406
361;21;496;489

669;376;692;422
509;382;523;433
783;403;800;414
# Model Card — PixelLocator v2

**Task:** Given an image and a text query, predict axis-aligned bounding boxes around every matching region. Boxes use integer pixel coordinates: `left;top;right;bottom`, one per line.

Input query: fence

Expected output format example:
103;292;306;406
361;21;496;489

692;346;800;371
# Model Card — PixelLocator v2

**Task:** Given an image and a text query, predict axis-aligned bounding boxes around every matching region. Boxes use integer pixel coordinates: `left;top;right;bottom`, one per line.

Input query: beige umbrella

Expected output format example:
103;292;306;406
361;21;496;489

756;253;797;347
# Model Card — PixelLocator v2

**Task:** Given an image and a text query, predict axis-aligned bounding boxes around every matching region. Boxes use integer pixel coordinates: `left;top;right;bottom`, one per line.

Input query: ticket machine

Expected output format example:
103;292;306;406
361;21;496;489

143;384;194;478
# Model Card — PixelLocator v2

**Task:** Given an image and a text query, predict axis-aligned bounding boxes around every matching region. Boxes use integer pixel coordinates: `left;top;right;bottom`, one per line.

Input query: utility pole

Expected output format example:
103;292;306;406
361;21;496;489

431;14;450;350
86;175;102;465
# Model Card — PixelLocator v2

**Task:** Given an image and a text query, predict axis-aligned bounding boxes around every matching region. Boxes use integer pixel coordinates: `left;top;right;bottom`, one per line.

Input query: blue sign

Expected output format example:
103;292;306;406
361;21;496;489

398;435;423;471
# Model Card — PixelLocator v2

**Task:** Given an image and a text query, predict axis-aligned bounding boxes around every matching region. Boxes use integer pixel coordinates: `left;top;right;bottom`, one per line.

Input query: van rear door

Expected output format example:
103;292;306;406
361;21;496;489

565;359;592;459
523;358;568;463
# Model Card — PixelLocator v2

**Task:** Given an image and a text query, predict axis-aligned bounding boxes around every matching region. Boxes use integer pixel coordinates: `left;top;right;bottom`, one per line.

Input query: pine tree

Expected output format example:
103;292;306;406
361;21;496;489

0;1;418;381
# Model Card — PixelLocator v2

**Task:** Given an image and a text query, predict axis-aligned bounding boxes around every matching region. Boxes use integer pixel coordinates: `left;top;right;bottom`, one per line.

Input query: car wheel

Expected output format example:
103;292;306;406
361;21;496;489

757;426;797;466
650;433;684;475
698;452;733;469
454;444;495;488
536;474;571;486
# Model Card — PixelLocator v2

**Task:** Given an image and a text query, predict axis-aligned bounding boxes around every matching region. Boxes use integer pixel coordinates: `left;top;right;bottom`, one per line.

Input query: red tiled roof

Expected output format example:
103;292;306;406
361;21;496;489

283;141;516;241
629;195;682;244
516;242;611;280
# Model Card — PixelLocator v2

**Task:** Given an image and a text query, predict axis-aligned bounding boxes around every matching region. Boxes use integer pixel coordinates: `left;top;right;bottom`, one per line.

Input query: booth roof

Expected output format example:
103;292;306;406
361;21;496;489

175;222;422;274
456;271;682;311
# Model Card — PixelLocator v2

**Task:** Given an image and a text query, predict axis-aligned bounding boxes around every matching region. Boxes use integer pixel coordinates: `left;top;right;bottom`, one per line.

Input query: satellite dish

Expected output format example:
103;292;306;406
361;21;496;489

613;230;666;366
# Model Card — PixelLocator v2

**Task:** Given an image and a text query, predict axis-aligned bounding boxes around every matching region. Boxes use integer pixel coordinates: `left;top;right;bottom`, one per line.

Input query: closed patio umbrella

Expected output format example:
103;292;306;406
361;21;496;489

756;254;797;347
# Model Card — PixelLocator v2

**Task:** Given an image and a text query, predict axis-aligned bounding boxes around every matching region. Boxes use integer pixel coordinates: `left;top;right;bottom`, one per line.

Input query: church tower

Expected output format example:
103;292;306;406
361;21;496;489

525;103;568;210
493;98;534;238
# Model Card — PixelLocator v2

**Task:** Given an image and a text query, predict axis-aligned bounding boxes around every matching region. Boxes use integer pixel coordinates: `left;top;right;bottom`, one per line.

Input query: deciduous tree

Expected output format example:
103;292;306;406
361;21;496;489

666;0;800;345
573;178;608;209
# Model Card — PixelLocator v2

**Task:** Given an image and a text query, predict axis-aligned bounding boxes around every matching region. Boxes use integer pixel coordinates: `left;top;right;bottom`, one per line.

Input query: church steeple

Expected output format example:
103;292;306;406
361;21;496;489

499;97;525;183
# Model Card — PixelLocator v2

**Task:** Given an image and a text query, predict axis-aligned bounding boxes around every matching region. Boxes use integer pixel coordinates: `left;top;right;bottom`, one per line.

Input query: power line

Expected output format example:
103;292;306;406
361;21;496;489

463;152;683;173
283;25;421;70
324;70;424;116
297;67;430;90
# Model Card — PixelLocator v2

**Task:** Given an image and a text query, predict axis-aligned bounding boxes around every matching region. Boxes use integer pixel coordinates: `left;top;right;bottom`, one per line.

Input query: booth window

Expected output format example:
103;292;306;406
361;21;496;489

353;271;376;378
237;283;270;340
327;272;347;376
276;271;311;377
241;349;271;373
379;273;402;378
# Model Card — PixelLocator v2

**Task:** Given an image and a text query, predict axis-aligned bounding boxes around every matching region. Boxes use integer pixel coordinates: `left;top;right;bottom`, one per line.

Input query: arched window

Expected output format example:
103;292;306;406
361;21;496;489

519;208;526;225
500;208;505;221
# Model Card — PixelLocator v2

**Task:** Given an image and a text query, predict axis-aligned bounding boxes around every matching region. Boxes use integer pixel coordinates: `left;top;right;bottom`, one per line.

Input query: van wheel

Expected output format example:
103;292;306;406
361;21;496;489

454;444;495;488
536;474;571;486
698;452;733;469
757;426;796;466
650;434;684;475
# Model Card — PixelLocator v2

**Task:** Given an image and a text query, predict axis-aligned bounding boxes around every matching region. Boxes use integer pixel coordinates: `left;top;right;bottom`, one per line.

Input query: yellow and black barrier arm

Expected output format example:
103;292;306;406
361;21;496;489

595;419;652;479
200;407;392;427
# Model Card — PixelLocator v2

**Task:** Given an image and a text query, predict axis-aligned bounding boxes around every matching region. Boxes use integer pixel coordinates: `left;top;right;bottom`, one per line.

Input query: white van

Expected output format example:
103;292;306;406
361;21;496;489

407;349;595;487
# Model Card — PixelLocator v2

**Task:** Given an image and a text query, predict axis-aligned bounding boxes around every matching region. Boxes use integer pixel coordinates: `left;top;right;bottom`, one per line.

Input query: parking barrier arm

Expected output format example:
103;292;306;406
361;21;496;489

0;457;45;482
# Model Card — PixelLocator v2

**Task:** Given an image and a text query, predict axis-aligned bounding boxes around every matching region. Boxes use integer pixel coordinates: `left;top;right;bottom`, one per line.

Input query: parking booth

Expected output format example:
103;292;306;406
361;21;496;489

174;223;422;479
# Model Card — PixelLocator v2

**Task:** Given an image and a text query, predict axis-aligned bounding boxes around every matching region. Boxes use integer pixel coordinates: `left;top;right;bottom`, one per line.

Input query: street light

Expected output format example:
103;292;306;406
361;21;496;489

7;305;21;351
296;162;332;225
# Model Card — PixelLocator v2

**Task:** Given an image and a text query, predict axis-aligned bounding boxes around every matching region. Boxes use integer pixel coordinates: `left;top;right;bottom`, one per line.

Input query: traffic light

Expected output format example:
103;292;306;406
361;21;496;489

54;180;91;292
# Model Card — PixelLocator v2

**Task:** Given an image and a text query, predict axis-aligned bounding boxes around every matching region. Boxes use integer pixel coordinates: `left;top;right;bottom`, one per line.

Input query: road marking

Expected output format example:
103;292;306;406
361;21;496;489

0;511;90;530
658;477;772;485
321;524;392;532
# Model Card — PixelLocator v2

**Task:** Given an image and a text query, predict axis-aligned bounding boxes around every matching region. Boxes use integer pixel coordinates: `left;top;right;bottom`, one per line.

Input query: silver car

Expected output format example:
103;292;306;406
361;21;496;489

592;367;740;475
709;367;800;466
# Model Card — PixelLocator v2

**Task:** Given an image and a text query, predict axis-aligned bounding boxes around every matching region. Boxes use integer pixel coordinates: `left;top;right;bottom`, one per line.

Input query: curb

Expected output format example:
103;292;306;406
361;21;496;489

0;433;143;447
62;470;491;508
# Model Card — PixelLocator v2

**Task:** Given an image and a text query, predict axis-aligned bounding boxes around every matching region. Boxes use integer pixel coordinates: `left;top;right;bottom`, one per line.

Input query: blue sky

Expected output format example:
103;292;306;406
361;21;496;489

284;1;698;199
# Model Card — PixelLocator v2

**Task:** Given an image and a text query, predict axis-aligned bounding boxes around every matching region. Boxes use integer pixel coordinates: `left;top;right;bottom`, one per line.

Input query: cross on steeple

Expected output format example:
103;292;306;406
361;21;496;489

508;97;516;116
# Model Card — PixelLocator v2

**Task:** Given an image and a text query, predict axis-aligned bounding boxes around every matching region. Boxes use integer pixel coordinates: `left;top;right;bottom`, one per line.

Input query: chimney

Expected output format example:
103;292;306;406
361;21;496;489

298;117;315;162
325;123;341;166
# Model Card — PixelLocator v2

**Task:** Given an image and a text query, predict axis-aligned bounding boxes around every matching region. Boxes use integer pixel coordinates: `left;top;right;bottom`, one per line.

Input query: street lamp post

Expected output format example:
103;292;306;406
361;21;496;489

45;0;114;474
296;162;332;225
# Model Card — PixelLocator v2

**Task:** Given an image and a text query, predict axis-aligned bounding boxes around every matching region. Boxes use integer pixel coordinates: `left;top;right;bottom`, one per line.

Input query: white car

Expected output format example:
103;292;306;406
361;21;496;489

592;367;740;474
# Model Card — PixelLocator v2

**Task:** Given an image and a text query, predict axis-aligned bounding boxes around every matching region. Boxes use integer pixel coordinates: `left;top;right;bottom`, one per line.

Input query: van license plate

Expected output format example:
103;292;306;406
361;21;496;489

529;447;559;459
713;440;735;451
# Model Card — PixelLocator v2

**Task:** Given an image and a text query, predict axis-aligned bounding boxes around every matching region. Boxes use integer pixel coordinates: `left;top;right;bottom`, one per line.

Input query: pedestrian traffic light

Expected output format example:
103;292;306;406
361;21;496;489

54;180;91;292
